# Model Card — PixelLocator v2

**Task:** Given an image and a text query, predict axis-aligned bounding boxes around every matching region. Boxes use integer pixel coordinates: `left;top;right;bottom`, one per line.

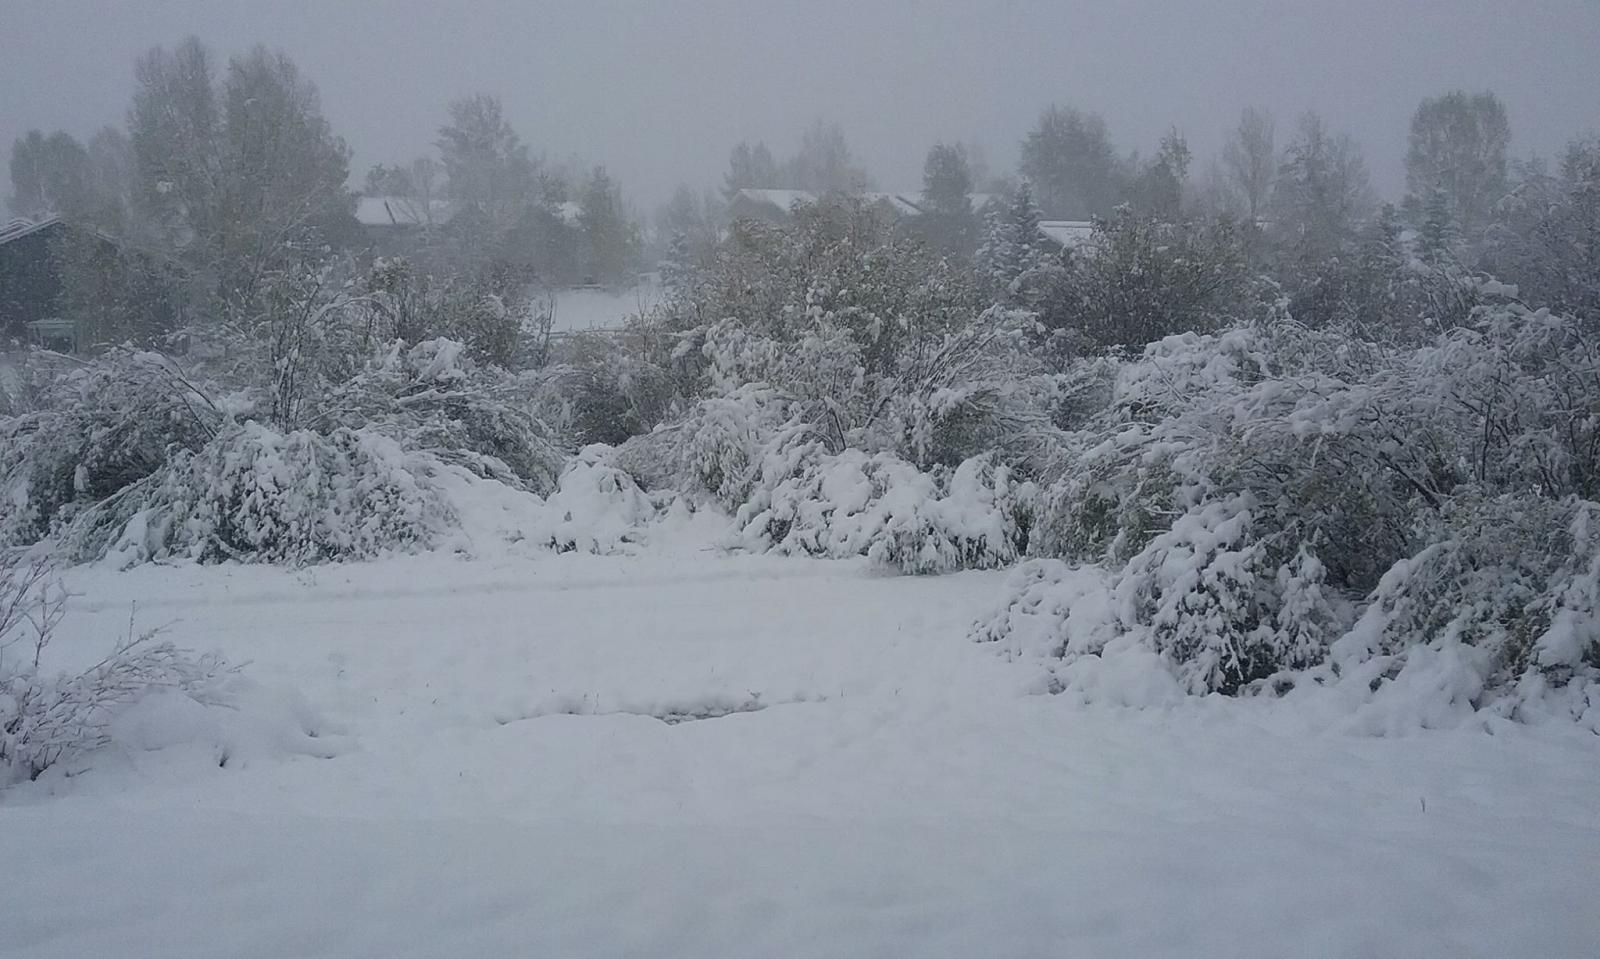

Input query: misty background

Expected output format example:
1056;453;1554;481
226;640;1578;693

4;0;1598;212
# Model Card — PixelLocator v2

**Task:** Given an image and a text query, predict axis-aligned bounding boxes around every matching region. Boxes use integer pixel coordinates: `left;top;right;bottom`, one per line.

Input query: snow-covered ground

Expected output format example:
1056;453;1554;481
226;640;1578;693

549;276;662;332
6;529;1600;957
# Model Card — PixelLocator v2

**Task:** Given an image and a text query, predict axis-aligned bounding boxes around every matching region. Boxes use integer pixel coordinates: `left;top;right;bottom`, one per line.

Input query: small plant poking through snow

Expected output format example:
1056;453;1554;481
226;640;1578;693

0;554;233;784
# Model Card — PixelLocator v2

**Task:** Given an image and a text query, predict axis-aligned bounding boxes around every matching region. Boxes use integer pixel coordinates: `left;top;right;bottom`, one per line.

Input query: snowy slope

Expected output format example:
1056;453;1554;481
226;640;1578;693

5;542;1600;958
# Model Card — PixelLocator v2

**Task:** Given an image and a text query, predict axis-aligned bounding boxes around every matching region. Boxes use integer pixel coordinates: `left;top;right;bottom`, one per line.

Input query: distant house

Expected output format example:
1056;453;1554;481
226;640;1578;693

354;195;457;255
728;188;1002;225
726;189;823;223
860;192;926;218
1037;220;1095;251
1;216;190;352
967;193;1001;216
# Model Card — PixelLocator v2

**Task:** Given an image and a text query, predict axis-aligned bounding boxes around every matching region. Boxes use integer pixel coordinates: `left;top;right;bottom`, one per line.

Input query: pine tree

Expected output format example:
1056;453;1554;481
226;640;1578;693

659;230;694;293
977;182;1047;297
1416;186;1460;266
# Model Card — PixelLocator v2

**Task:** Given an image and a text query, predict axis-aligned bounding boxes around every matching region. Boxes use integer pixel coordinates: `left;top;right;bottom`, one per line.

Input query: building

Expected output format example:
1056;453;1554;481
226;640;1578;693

354;195;458;255
0;216;185;352
727;188;999;225
726;189;824;223
1037;220;1095;251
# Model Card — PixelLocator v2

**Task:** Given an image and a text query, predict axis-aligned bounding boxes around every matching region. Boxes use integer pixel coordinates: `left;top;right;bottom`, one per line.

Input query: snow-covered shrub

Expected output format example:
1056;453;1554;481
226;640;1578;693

971;559;1115;661
1107;496;1342;694
734;448;1035;574
1022;206;1258;358
0;348;220;549
321;338;566;495
88;423;455;566
609;384;800;507
536;446;673;554
1329;493;1600;718
983;295;1600;718
539;331;685;446
983;498;1344;697
0;555;231;783
679;391;776;510
650;195;1057;471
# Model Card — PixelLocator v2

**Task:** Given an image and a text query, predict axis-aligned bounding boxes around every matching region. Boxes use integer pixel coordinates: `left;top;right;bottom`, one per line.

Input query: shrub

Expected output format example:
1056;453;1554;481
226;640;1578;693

0;349;220;549
1109;496;1341;694
536;447;673;555
733;447;1035;574
91;423;454;566
321;338;566;495
1331;493;1600;713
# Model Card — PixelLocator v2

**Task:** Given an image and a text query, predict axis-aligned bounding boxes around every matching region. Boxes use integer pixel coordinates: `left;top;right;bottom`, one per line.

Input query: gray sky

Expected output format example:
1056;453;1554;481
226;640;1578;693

3;0;1599;210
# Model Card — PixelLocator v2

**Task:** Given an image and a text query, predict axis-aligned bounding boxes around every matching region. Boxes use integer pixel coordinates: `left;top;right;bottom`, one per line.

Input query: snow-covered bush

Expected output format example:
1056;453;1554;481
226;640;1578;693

537;446;674;554
979;497;1342;696
733;447;1035;574
1023;206;1259;358
647;195;1058;470
1328;493;1600;718
0;555;231;783
2;311;570;567
0;348;221;549
85;423;455;566
320;338;566;495
1106;496;1341;694
535;330;687;447
982;293;1600;717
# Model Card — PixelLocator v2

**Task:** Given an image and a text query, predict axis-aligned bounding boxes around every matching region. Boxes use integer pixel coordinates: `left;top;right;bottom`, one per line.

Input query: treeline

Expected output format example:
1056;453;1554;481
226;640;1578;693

5;35;650;345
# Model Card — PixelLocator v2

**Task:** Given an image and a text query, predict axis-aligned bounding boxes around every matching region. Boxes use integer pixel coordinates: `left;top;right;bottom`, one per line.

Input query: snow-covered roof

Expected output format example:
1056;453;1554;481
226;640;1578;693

1038;220;1095;248
0;215;63;246
861;192;925;217
733;188;818;211
967;193;1000;212
355;196;456;228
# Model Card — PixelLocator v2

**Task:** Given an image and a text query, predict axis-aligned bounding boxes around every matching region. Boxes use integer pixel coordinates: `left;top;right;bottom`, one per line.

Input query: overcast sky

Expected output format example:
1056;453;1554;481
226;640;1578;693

3;0;1598;211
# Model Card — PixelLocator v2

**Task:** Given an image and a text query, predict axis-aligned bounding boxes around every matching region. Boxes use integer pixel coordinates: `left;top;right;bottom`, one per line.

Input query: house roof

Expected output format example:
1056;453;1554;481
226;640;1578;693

355;196;456;228
1038;220;1095;248
733;188;818;211
732;188;1000;219
0;215;63;246
861;192;925;217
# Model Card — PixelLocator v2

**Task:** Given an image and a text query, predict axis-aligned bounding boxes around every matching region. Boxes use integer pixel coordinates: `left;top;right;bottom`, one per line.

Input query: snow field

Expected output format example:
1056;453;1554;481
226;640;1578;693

4;543;1599;958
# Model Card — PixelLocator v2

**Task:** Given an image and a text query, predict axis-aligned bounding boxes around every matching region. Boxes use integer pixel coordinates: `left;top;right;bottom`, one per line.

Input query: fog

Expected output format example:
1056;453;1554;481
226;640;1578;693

4;0;1598;208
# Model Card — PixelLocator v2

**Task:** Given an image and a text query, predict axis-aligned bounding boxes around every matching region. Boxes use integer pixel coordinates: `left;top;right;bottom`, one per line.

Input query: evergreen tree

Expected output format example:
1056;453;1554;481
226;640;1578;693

977;181;1047;297
1415;186;1460;266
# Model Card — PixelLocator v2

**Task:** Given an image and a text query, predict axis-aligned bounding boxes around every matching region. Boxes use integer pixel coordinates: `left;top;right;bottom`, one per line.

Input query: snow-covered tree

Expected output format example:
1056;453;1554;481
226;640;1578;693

976;182;1049;299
